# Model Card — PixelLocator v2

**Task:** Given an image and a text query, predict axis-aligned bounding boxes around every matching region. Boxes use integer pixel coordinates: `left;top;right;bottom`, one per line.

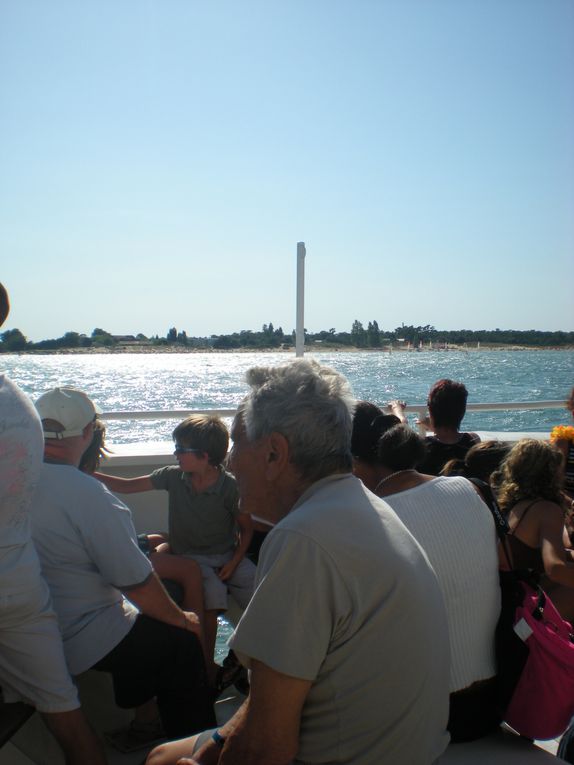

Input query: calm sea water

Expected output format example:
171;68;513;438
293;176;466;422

2;349;573;441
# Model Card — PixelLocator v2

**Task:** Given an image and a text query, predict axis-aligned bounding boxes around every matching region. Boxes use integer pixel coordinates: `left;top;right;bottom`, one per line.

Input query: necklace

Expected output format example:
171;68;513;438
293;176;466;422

374;469;417;495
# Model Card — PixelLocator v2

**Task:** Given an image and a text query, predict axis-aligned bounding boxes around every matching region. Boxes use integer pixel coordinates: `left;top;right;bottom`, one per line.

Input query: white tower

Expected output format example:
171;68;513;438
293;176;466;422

295;242;306;357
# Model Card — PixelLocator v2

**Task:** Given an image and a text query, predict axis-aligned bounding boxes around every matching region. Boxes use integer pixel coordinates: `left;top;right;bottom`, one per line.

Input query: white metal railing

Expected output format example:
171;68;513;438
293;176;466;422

99;400;565;434
100;408;237;421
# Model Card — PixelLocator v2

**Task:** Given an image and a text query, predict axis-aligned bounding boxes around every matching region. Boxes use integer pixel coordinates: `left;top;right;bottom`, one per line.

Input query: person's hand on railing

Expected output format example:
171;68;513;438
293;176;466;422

415;415;432;434
387;400;408;424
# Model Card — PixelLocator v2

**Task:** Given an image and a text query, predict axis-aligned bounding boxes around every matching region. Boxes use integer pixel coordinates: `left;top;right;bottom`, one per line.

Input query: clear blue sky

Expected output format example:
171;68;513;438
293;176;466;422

1;0;573;341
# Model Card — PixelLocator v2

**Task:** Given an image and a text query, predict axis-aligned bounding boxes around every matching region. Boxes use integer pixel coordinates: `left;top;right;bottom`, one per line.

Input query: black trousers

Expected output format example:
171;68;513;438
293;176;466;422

448;676;501;743
558;717;574;763
93;615;216;738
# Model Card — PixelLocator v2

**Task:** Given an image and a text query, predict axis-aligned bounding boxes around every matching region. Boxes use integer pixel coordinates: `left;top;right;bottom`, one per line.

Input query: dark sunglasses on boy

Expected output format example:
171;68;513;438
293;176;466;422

173;445;204;455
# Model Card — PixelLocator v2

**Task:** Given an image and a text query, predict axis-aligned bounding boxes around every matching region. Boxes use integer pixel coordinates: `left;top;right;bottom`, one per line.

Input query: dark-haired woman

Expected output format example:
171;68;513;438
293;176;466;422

350;400;399;489
441;440;510;484
352;420;501;742
418;379;480;475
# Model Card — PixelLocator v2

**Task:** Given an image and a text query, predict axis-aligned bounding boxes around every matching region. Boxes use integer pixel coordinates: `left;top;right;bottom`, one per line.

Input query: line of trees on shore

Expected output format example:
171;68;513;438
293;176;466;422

1;321;573;352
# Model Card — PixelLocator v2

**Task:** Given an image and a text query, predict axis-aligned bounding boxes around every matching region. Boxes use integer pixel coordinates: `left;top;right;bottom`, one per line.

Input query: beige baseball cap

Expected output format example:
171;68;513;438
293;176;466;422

35;386;102;439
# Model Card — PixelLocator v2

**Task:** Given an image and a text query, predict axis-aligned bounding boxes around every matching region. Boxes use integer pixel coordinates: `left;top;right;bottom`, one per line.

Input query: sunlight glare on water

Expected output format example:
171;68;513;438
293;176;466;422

2;350;573;442
3;349;573;655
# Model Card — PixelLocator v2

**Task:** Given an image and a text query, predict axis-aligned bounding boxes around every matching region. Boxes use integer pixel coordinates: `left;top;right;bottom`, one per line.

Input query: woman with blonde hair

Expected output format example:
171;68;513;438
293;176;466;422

493;438;574;622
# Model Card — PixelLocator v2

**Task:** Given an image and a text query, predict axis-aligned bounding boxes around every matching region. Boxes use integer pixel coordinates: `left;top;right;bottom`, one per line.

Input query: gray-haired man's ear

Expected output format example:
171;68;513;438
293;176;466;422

265;432;290;479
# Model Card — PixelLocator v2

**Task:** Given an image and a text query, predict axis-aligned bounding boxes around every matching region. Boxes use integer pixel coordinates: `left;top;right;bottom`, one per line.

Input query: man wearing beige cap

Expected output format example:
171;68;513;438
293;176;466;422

30;386;216;742
36;386;102;439
0;284;105;764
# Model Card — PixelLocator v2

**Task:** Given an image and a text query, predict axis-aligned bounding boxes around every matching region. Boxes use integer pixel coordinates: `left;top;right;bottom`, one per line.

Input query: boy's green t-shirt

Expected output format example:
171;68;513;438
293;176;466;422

150;467;240;556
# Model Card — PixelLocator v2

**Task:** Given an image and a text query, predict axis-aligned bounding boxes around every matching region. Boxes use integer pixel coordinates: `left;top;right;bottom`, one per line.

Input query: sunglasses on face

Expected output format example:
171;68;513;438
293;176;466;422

173;445;204;455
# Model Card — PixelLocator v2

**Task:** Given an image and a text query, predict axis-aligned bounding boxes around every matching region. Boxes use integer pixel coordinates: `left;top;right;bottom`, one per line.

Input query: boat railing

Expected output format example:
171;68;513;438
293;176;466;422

100;400;565;435
101;409;238;421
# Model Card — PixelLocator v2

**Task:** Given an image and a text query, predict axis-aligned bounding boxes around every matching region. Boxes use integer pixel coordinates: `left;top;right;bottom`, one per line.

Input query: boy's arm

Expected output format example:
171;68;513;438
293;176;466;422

218;511;254;582
93;472;155;494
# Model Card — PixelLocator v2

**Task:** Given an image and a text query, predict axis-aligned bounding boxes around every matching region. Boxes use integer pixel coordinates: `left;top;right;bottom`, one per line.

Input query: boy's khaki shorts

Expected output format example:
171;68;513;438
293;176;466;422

184;552;256;611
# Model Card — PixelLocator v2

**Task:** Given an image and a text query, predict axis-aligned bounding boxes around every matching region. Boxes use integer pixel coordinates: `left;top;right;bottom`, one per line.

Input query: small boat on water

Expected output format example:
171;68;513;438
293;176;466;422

1;400;568;765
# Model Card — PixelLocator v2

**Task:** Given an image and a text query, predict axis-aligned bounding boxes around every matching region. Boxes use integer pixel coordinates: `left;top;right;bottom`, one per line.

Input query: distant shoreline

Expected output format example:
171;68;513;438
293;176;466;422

3;344;573;355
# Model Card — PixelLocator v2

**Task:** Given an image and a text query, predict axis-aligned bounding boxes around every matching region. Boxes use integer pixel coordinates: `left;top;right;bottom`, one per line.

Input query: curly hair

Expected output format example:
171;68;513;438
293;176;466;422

493;439;564;512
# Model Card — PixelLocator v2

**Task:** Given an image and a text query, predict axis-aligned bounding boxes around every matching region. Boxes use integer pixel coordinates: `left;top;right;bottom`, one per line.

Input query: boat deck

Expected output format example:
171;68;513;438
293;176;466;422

1;423;563;764
0;705;565;765
1;660;566;763
0;674;244;765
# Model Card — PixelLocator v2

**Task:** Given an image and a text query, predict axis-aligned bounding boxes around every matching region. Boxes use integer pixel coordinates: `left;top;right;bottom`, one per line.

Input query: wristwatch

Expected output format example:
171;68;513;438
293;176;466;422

212;729;226;748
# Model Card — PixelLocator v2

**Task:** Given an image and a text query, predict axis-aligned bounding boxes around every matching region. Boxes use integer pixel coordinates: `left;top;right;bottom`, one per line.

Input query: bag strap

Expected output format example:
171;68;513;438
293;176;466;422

468;480;557;637
468;477;508;538
507;500;540;537
468;477;513;570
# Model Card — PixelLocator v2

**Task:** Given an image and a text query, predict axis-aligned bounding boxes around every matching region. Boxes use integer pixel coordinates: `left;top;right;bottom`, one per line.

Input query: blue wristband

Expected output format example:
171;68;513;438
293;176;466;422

212;729;225;748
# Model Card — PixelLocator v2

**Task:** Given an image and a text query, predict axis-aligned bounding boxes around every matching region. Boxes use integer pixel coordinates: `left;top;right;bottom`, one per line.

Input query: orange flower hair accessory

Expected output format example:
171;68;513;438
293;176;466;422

550;425;574;443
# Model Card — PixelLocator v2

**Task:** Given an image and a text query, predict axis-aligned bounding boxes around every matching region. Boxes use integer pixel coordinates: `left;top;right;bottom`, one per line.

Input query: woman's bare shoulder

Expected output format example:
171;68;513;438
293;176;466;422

510;498;563;529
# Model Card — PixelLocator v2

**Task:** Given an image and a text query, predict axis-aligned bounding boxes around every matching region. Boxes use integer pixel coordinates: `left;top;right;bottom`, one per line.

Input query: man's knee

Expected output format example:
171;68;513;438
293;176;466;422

146;741;167;765
146;735;199;765
146;741;176;765
181;557;203;587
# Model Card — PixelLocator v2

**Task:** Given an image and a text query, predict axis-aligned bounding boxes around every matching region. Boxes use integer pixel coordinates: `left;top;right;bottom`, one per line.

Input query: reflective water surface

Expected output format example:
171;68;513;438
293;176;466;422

2;349;572;443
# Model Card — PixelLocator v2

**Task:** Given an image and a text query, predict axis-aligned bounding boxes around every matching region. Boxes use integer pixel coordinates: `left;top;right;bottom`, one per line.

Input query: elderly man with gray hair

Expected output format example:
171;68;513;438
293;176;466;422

149;359;450;765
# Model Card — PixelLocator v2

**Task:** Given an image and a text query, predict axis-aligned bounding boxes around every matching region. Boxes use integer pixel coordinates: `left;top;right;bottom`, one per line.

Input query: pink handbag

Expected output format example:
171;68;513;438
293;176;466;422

503;578;574;740
468;480;574;740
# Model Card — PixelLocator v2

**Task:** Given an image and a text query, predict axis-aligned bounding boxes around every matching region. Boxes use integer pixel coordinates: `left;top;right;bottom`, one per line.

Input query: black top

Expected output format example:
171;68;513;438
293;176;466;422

419;432;480;476
503;499;545;574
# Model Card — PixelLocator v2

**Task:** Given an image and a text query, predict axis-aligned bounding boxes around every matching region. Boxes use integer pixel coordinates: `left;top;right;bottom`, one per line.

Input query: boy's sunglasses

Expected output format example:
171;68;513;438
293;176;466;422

173;445;204;455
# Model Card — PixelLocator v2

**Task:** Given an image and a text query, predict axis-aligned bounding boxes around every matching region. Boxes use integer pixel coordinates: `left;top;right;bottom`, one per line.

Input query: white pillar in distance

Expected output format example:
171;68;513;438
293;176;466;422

295;242;306;357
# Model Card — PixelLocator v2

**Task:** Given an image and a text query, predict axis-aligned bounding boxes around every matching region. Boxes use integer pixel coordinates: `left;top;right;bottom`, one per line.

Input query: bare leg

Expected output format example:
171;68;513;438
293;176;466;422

41;708;107;765
146;734;200;765
149;552;204;620
149;552;207;660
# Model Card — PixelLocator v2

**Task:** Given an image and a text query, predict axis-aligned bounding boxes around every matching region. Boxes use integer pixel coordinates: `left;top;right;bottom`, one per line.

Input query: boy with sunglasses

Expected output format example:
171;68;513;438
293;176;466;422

95;414;255;685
